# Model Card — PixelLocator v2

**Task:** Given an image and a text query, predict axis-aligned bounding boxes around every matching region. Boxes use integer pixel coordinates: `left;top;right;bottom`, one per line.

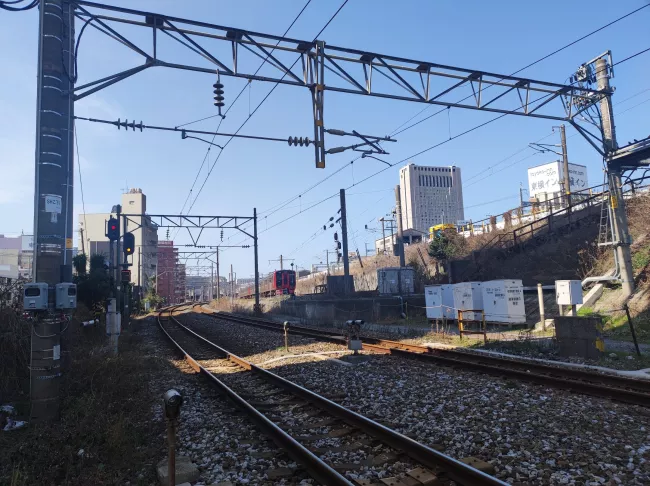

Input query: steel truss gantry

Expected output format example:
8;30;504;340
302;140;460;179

70;0;611;168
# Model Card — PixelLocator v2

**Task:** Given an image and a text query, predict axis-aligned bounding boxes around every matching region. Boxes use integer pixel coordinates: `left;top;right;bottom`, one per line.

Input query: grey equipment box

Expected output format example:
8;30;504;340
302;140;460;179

55;283;77;309
24;283;49;310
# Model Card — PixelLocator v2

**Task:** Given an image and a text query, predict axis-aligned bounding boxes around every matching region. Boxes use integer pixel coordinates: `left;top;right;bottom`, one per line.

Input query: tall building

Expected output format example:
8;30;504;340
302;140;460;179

157;241;182;304
399;163;464;233
78;189;158;294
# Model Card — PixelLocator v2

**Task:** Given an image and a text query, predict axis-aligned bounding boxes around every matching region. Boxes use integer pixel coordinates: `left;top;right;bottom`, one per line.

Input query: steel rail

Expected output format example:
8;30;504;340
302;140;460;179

157;306;354;486
205;310;650;407
160;305;506;486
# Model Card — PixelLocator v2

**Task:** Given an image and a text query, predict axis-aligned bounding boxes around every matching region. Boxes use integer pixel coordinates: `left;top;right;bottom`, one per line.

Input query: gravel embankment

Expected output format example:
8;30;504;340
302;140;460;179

182;312;650;486
141;316;312;485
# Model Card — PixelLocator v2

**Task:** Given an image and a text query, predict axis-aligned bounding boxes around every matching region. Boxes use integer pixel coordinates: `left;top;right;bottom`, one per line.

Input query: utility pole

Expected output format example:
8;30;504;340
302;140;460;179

394;185;406;267
29;0;74;421
325;249;330;275
340;189;350;277
211;262;214;301
598;57;634;297
230;264;234;304
79;227;85;257
253;208;260;313
379;217;386;254
269;255;293;271
559;124;571;212
216;249;220;300
138;246;141;309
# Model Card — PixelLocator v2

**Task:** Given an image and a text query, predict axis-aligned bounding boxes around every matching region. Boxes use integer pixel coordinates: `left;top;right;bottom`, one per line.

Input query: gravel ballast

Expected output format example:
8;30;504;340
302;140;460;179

181;311;650;486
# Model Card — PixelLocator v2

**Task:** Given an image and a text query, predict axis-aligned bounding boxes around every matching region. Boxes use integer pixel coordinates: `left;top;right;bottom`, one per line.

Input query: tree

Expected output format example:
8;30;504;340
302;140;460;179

73;253;111;309
428;231;466;277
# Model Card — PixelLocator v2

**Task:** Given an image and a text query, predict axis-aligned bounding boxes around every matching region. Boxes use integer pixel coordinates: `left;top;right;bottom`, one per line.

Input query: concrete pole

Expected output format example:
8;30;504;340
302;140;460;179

537;283;545;330
216;249;220;300
253;208;260;313
597;57;634;298
559;124;571;213
340;189;350;277
30;0;75;421
394;185;406;267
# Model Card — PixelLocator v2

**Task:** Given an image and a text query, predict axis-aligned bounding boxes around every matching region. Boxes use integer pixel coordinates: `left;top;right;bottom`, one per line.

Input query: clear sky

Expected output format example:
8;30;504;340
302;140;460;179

1;0;649;278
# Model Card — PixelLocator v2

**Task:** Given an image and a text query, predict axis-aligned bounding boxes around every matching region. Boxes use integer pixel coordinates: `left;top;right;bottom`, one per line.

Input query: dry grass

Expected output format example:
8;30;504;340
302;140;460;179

0;309;30;404
0;313;165;485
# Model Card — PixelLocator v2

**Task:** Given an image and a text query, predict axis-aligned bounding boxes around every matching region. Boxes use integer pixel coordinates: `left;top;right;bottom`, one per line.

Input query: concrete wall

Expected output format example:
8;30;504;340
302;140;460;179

276;294;427;323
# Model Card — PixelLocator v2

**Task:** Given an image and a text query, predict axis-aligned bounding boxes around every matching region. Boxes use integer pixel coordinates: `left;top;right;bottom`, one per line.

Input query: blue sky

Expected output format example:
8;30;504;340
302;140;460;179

1;0;649;278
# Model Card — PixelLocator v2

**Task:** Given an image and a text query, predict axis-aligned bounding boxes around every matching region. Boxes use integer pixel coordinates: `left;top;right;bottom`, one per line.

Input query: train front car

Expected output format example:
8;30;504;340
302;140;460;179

273;270;296;295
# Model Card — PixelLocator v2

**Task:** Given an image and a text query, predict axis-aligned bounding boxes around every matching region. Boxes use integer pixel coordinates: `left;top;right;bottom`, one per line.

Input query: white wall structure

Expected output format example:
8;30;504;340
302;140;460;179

527;161;589;204
399;163;464;233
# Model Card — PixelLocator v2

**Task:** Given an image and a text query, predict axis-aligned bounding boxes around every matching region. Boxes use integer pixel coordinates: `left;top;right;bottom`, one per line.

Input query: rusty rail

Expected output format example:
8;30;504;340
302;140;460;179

205;310;650;407
158;306;507;486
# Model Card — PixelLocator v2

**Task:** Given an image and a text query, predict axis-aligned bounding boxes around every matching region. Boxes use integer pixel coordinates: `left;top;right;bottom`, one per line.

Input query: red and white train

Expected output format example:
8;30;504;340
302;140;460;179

241;270;296;298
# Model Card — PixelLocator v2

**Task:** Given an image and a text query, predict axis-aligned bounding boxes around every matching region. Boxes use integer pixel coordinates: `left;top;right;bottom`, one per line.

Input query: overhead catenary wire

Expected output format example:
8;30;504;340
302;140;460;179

183;0;350;217
387;4;650;138
170;0;315;238
213;11;650;251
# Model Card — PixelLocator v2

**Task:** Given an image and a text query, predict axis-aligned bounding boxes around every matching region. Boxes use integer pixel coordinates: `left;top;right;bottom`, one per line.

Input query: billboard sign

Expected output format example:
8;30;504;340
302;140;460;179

21;235;34;252
528;162;588;198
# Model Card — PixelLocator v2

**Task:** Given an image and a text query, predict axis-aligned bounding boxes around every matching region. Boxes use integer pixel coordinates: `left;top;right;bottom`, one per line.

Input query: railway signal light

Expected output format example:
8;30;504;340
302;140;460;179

106;217;119;241
123;232;135;256
121;269;131;283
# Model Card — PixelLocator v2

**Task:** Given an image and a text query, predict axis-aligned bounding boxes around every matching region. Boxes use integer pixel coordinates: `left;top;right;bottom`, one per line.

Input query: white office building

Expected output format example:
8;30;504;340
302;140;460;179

78;189;158;293
399;163;464;233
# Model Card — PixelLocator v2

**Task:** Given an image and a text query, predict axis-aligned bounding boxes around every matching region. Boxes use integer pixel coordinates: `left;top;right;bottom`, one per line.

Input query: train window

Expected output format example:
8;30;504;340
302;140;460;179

276;272;282;287
289;273;295;286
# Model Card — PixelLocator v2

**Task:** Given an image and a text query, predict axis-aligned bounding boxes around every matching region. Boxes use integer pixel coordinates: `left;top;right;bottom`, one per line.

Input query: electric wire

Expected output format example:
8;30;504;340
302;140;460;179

171;0;315;237
387;4;650;138
0;0;38;11
74;122;88;242
184;0;350;216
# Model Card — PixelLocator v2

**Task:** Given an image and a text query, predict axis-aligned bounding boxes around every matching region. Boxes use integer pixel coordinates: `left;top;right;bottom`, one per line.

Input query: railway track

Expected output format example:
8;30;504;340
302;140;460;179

199;309;650;407
158;305;506;486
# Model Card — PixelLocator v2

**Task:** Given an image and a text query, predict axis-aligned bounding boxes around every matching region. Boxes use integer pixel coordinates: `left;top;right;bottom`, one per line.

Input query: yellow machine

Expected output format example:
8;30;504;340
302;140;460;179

428;223;456;239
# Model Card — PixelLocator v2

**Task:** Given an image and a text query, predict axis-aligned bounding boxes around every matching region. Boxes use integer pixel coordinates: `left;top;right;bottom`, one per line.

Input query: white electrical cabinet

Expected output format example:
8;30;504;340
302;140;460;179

556;280;583;305
482;279;526;324
452;282;483;321
425;285;457;320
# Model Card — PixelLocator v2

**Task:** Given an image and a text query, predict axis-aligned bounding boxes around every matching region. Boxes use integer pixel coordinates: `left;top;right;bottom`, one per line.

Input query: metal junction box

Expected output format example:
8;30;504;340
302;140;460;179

377;267;415;295
23;283;49;310
424;284;455;320
452;282;483;321
482;279;526;324
555;280;583;305
55;283;77;309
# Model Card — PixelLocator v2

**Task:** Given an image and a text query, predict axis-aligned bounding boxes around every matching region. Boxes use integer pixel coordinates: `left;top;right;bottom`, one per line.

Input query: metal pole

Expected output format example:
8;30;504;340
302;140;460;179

597;57;634;298
537;283;546;330
216;249;220;300
624;304;642;357
253;208;260;313
326;249;330;275
560;124;571;212
394;185;406;267
30;0;74;422
230;264;233;305
138;246;141;310
381;218;386;254
211;262;214;301
340;189;350;277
